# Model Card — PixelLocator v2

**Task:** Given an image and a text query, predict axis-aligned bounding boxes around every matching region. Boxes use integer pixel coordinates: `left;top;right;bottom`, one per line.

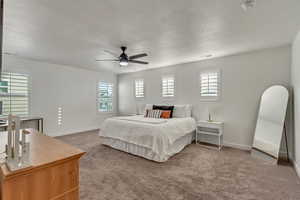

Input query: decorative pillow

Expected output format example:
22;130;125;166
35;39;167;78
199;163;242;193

153;105;174;118
160;110;171;119
144;109;149;117
145;109;162;118
144;104;153;116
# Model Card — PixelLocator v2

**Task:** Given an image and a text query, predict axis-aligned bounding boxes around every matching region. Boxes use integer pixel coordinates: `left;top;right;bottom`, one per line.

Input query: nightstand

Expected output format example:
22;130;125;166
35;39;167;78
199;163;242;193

196;120;224;150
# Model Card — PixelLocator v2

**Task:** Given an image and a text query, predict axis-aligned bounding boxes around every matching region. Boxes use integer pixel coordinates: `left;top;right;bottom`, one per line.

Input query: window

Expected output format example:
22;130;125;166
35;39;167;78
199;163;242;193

135;79;144;98
200;71;220;100
98;82;113;112
0;72;30;117
162;76;175;97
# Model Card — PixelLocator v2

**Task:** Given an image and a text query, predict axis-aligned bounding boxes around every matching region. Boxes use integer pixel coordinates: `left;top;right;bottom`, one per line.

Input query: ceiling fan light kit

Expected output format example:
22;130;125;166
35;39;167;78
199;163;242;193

120;59;129;66
96;46;149;67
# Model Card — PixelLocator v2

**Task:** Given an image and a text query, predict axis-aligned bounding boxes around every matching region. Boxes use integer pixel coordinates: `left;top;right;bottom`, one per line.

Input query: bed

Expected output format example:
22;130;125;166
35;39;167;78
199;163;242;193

99;112;196;162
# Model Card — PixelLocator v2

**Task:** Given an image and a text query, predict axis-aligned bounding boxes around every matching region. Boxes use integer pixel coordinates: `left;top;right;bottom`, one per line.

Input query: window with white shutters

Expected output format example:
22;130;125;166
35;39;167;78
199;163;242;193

135;79;144;98
0;72;30;117
200;71;220;100
162;76;175;97
98;82;113;112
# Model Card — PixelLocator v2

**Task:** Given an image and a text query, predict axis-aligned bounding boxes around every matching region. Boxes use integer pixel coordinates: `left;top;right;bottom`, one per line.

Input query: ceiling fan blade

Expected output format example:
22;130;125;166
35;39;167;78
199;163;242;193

103;50;119;58
96;59;119;62
129;53;148;60
129;60;149;65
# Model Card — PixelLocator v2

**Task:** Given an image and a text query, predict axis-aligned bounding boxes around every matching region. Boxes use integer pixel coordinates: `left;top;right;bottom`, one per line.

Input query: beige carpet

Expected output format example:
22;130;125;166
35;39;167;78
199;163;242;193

58;130;300;200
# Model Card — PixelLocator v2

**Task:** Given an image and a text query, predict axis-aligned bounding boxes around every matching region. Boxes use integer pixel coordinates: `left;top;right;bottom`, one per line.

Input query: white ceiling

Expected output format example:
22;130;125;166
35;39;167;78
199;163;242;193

4;0;300;74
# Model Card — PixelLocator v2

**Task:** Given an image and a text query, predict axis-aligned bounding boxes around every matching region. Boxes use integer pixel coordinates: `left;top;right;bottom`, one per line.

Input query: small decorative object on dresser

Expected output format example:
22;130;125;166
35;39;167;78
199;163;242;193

5;114;31;171
196;120;224;150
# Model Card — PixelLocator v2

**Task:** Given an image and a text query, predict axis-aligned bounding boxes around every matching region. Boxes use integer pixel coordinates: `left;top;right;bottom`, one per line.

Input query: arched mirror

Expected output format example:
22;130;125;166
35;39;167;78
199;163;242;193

252;85;289;162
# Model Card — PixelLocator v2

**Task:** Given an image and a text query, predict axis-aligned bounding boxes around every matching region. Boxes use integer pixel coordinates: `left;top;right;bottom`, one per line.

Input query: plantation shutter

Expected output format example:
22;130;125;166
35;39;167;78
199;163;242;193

162;76;175;97
98;82;113;112
0;72;30;117
135;79;144;98
200;72;219;97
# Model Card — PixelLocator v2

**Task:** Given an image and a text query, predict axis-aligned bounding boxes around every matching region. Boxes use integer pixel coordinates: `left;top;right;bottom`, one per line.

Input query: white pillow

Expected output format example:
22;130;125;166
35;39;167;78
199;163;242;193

173;105;186;118
173;105;192;118
136;103;145;115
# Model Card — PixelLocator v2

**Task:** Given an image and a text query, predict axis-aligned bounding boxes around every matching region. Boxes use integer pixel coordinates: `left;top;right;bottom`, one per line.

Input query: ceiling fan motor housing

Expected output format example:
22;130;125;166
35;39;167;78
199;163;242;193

121;46;127;52
120;46;129;61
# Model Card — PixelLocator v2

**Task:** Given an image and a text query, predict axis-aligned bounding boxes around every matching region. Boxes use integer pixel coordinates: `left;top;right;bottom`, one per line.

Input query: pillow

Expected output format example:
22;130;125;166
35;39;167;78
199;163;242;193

145;109;162;118
173;105;186;118
136;103;145;115
144;109;149;117
153;105;174;118
160;110;171;119
144;104;153;115
173;105;192;118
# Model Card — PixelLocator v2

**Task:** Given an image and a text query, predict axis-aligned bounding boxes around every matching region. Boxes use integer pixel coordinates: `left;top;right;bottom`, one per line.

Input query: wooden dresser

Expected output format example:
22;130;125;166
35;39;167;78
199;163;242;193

0;130;85;200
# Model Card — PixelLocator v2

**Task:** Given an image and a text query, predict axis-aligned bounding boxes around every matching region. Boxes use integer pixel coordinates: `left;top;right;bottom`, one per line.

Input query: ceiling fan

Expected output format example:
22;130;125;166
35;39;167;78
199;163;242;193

96;46;148;66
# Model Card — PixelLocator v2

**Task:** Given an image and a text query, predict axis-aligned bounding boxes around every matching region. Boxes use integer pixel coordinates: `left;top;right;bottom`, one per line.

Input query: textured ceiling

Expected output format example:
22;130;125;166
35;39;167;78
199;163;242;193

4;0;300;74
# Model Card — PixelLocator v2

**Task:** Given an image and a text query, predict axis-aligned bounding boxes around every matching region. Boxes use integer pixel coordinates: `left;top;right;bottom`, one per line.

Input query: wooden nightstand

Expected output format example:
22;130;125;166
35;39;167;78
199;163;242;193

196;120;224;150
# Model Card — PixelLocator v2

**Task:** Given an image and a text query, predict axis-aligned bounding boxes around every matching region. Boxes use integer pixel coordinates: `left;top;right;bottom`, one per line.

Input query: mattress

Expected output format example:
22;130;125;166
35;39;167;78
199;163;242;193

99;115;196;162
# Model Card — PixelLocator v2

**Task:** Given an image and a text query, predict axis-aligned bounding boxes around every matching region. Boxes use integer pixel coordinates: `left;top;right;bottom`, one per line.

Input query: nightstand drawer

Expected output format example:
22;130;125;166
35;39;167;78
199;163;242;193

196;120;224;150
197;122;223;129
197;127;221;135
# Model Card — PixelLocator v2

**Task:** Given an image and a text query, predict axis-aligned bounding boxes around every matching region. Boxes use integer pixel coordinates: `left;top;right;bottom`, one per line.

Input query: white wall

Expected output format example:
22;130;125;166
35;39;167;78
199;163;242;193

292;31;300;175
3;55;118;137
118;46;291;149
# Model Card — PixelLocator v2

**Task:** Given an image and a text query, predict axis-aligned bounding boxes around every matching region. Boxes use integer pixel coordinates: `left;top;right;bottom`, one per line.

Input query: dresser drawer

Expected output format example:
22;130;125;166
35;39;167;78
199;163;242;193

49;159;79;196
2;159;79;200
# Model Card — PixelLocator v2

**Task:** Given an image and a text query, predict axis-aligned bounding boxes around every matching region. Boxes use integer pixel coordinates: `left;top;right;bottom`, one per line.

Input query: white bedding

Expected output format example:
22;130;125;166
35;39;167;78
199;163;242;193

99;115;196;162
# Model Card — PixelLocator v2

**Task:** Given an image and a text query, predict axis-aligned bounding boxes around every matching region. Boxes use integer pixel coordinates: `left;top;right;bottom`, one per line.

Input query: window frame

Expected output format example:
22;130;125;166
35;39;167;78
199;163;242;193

134;79;145;99
199;69;221;101
97;81;114;113
161;75;175;98
0;72;31;118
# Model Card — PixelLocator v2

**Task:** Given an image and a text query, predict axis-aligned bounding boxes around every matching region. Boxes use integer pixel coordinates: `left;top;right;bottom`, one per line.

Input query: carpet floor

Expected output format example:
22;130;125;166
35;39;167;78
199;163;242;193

58;130;300;200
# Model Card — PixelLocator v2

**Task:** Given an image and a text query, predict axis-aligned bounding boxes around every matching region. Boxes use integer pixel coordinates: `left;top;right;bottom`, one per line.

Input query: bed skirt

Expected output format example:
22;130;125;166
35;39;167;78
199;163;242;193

100;132;194;162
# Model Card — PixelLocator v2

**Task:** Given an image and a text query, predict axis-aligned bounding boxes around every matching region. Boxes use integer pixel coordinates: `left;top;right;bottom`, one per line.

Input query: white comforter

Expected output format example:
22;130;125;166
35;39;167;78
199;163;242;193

99;115;196;158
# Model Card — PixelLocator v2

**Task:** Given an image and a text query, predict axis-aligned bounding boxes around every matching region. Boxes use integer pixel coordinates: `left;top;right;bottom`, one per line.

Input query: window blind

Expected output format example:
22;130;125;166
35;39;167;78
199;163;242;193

98;82;113;112
162;76;175;97
0;72;30;117
200;72;219;97
135;79;144;98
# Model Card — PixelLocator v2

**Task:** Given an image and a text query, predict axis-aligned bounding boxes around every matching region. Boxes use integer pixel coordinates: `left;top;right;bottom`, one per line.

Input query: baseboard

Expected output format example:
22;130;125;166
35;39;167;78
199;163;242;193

223;141;252;151
279;151;289;159
293;160;300;178
49;127;100;137
222;142;292;160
